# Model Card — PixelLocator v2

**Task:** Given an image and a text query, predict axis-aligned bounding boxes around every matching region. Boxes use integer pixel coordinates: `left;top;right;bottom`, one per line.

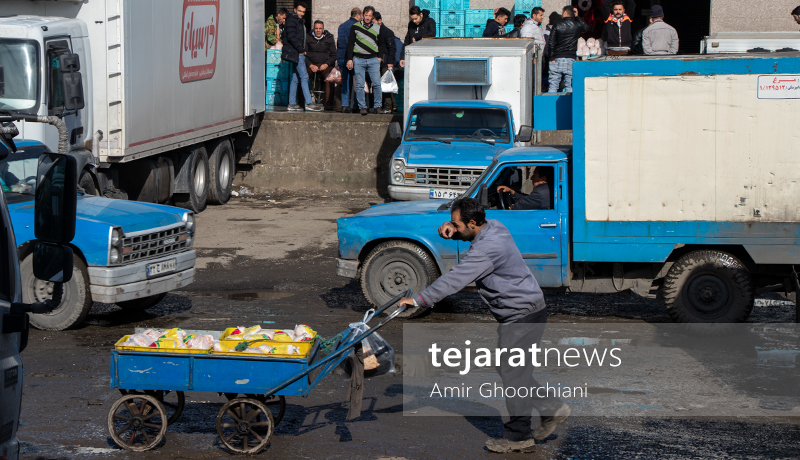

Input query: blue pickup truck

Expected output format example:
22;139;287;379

339;53;800;323
3;141;196;330
387;100;531;201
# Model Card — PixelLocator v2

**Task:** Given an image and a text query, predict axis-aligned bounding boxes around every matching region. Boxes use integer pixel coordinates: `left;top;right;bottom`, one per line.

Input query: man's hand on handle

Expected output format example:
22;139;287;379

398;297;416;309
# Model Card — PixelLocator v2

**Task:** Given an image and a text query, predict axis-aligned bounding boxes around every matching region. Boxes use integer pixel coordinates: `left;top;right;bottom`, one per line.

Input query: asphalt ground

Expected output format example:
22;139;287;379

17;191;800;460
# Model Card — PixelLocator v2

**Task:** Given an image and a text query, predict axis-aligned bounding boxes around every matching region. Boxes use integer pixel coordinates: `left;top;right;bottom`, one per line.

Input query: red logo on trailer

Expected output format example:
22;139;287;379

179;0;219;82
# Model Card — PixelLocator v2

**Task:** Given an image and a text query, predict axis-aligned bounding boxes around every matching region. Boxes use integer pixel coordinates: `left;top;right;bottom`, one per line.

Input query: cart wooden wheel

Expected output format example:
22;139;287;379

119;389;185;425
223;393;286;426
216;397;274;454
107;393;168;451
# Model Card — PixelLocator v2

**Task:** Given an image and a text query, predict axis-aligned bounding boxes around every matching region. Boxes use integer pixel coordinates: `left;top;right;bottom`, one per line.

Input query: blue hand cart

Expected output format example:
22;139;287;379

107;291;409;454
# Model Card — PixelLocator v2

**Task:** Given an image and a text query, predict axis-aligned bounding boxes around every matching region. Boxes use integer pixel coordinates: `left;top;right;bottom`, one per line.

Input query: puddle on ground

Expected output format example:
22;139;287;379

194;290;295;301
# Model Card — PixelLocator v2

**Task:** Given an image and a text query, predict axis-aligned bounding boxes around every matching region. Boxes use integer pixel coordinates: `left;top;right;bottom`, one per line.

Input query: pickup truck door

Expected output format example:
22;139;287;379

460;164;563;287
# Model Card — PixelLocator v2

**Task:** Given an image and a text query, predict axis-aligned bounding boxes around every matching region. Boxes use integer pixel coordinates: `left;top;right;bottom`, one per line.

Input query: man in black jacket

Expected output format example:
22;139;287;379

547;6;590;93
306;20;337;110
484;8;511;37
497;167;551;210
400;6;436;67
504;14;527;38
282;2;323;111
375;12;398;112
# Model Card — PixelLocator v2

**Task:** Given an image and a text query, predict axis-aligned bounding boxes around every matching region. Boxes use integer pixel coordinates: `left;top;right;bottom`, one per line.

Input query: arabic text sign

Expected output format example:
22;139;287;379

758;75;800;99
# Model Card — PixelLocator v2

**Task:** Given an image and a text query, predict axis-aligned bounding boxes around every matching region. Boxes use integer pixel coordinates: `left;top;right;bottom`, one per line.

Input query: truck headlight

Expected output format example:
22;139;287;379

110;248;119;264
392;160;405;172
109;226;124;265
111;228;120;245
183;212;195;232
393;172;404;183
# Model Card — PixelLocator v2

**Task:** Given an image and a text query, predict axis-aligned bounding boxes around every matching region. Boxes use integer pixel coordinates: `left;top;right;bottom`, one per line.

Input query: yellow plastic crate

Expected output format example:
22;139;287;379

212;328;317;358
114;335;212;354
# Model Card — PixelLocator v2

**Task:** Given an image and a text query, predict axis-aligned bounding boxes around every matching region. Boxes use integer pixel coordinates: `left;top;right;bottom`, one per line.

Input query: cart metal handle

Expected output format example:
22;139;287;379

261;290;411;398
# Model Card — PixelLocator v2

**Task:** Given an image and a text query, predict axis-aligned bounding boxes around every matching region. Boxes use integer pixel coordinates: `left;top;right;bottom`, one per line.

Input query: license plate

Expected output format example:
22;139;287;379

429;189;461;199
146;259;177;277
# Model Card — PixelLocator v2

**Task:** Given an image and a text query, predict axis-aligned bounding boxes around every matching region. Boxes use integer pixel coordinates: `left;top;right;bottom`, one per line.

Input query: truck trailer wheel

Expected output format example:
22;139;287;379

174;146;209;213
207;138;234;205
361;241;439;318
663;250;754;326
22;254;93;331
79;170;98;195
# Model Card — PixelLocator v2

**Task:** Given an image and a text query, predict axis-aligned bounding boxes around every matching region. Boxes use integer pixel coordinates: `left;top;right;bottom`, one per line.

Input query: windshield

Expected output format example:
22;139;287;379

0;145;46;202
0;39;40;113
404;106;511;144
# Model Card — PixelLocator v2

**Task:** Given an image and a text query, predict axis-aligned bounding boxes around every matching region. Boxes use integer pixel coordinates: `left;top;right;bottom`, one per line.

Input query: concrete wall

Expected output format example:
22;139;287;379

238;112;401;195
711;0;800;33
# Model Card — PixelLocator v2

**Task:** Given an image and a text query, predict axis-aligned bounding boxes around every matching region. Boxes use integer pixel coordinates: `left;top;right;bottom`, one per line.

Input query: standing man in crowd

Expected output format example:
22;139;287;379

547;6;589;93
375;12;398;113
265;8;287;48
398;198;570;454
346;6;389;116
283;1;323;112
643;5;678;55
306;20;337;111
521;7;546;47
338;8;362;113
791;6;800;30
504;14;527;38
603;0;634;49
484;7;511;37
400;6;437;67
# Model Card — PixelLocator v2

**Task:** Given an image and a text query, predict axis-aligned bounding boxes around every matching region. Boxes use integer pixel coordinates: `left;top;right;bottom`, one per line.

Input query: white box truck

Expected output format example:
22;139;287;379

0;0;265;212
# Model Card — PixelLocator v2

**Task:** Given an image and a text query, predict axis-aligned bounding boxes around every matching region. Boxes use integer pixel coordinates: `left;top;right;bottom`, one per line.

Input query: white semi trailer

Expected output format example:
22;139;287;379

0;0;265;212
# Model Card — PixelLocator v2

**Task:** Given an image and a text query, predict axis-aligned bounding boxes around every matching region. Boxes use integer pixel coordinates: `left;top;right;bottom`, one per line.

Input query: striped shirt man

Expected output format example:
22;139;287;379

345;20;388;61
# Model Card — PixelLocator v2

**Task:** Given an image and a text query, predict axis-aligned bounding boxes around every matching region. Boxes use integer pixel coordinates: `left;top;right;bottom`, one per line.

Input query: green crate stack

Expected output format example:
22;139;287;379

266;49;291;106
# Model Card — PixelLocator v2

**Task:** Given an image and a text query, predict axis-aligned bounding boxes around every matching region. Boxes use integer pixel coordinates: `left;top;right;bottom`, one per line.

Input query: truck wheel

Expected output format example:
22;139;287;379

22;254;92;331
663;250;754;325
361;241;438;318
79;170;98;195
174;146;209;213
116;293;167;311
207;138;234;205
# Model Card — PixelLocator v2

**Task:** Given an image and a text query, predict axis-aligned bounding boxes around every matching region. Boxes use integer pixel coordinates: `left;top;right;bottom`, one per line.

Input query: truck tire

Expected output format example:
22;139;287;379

360;241;439;318
174;146;209;213
79;170;98;195
207;138;234;205
22;254;93;331
663;250;754;326
116;293;168;311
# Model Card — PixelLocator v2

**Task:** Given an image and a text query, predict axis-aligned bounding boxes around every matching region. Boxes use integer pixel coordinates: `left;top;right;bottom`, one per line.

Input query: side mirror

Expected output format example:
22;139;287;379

515;125;533;143
35;153;77;244
478;183;488;208
33;242;73;283
388;122;402;139
59;54;85;111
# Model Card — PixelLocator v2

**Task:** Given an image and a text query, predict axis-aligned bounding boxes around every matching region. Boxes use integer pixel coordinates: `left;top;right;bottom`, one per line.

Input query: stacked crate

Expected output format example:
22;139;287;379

513;0;543;19
465;9;493;37
266;49;291;106
434;0;469;38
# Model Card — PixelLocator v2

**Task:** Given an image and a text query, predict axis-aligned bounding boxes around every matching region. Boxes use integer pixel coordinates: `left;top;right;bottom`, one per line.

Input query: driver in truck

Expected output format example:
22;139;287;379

397;198;571;453
497;167;552;210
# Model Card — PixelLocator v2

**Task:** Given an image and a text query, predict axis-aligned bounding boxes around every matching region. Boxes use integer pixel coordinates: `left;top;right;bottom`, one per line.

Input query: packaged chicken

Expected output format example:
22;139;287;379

121;333;155;347
186;334;215;350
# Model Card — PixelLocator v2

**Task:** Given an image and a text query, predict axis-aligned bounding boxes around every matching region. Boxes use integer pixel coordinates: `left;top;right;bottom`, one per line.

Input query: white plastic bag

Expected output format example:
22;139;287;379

380;70;399;94
186;335;214;350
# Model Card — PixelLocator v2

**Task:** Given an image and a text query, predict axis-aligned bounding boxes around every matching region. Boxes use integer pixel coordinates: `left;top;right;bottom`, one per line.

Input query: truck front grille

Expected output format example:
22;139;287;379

122;225;190;264
415;167;483;187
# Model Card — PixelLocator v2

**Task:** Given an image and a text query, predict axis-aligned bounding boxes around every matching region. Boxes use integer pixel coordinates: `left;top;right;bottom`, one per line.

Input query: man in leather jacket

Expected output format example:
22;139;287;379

504;14;527;38
547;6;590;93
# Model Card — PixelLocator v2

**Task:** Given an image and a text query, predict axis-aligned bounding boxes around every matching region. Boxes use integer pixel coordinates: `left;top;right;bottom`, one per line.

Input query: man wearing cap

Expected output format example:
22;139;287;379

642;5;678;55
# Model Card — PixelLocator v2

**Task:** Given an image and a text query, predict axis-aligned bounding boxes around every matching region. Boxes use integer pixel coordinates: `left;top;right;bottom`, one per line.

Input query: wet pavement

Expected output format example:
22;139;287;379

17;192;800;460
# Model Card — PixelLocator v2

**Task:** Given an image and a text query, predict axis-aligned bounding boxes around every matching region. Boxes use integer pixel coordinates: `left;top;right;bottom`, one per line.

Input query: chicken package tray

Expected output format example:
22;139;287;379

213;324;318;357
115;328;215;354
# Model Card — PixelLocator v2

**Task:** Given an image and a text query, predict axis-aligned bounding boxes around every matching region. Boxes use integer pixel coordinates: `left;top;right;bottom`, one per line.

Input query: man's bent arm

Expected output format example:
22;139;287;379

414;250;493;307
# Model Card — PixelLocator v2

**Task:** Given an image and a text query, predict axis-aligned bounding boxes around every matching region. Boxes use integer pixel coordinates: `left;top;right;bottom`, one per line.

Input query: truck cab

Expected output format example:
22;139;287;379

0;16;95;184
388;100;529;201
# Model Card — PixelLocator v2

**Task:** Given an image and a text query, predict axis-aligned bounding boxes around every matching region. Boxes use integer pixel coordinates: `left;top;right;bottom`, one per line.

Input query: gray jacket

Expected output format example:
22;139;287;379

414;220;546;323
642;20;679;55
